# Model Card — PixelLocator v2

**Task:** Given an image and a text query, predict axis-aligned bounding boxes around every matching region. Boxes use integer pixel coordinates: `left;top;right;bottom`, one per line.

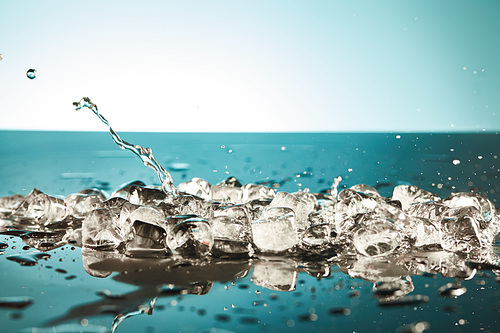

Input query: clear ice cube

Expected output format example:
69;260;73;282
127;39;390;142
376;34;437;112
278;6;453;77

65;189;106;219
0;194;24;215
165;217;213;257
177;178;211;201
241;184;275;202
111;180;146;199
127;186;168;206
11;188;68;225
118;203;166;242
251;207;298;253
299;223;332;253
352;217;401;256
210;184;243;204
439;206;490;252
350;184;381;197
209;216;251;255
125;221;168;258
268;191;314;231
392;185;440;211
82;208;123;249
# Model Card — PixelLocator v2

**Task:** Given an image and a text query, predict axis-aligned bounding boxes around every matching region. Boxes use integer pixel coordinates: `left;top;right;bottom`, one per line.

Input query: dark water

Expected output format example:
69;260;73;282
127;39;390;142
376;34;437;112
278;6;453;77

0;131;499;332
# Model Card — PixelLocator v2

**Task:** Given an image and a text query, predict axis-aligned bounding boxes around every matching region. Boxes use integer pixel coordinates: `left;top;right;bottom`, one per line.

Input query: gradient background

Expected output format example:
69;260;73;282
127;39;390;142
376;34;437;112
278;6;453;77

1;0;499;132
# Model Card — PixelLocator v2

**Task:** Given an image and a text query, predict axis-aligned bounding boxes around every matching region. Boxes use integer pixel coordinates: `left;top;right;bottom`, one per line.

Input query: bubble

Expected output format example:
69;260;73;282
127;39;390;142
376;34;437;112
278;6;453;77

26;69;37;79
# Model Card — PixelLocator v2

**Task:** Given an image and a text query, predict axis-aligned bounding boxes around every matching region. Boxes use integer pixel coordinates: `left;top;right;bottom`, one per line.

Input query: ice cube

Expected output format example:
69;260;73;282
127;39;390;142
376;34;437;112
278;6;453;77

177;178;211;200
251;259;298;291
394;216;440;248
251;207;298;253
268;191;314;231
241;184;275;202
352;217;401;257
392;185;440;210
82;208;123;250
244;199;272;221
350;184;381;197
439;206;490;252
127;185;168;206
125;221;168;258
92;197;129;212
335;189;378;234
118;203;166;242
405;201;448;227
65;189;106;219
159;194;207;217
209;216;251;255
111;180;146;199
211;184;243;203
0;194;24;215
443;192;495;222
299;223;332;253
217;176;242;187
11;188;68;225
165;217;213;257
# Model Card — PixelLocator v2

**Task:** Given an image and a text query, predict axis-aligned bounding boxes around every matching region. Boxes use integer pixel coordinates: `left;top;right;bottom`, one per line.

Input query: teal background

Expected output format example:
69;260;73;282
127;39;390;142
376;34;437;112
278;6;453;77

1;0;499;132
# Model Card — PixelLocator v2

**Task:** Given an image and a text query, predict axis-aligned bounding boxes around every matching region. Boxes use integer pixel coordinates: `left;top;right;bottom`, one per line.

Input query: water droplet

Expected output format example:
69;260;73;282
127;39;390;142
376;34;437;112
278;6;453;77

26;69;37;79
0;54;3;61
438;283;467;297
0;297;33;309
452;159;460;165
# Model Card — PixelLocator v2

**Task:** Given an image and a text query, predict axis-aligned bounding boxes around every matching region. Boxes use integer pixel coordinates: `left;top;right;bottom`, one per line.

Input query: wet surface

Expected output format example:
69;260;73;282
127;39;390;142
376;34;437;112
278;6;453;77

0;131;499;332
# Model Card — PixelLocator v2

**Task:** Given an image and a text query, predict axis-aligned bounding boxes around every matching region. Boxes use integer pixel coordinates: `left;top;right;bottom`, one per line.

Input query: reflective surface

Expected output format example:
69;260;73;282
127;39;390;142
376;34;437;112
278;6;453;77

0;131;499;332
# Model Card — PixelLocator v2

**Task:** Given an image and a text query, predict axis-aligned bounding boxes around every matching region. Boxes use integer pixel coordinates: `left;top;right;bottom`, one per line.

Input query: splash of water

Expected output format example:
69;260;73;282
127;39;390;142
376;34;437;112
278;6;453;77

72;97;177;195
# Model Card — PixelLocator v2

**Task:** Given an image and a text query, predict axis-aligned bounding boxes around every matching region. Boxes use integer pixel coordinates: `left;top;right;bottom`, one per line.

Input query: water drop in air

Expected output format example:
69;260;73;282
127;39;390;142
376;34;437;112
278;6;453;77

452;159;460;165
26;69;37;79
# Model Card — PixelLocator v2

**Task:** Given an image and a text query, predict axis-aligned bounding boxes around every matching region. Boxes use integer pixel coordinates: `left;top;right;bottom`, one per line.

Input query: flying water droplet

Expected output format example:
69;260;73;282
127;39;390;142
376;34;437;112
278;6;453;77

26;69;37;79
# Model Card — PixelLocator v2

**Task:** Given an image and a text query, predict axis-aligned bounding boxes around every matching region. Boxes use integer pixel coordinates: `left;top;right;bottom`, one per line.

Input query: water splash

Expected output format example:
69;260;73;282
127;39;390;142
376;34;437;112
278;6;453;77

110;297;157;333
72;97;177;195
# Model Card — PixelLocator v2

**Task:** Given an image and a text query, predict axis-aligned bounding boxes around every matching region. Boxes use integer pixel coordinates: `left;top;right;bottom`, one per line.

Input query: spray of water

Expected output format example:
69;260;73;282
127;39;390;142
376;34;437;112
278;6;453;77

72;97;177;195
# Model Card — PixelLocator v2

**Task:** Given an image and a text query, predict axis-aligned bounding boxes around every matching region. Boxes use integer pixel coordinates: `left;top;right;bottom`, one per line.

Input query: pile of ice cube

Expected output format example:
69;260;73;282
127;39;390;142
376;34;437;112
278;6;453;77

1;177;499;258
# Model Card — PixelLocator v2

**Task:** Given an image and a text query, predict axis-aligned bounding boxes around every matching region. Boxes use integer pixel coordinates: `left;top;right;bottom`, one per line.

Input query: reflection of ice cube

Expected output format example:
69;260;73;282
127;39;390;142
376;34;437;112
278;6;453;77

352;218;401;256
82;208;122;249
392;185;440;210
166;217;213;257
252;207;298;253
268;191;314;230
177;178;211;200
12;188;68;225
251;259;298;291
65;189;106;219
373;276;414;302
